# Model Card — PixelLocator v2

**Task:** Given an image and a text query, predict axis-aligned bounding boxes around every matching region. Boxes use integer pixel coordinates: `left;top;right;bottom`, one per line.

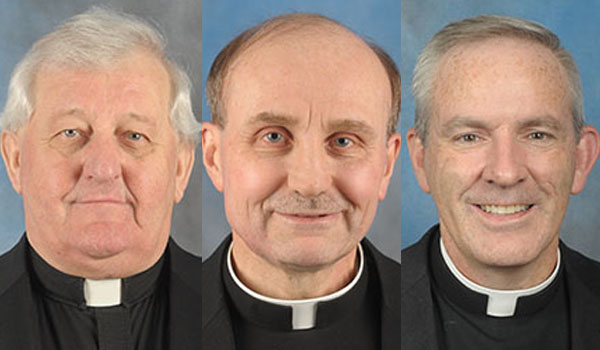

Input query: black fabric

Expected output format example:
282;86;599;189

401;224;600;350
30;241;167;350
224;244;380;349
202;235;401;350
0;234;202;350
430;231;570;350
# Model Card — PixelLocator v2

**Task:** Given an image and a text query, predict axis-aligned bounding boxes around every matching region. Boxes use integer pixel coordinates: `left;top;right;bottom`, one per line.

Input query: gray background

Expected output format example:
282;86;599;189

0;0;202;256
201;0;402;262
401;0;600;261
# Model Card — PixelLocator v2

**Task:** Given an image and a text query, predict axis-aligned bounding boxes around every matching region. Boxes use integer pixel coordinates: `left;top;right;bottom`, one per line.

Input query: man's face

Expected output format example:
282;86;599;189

205;31;399;270
2;50;194;278
409;38;594;273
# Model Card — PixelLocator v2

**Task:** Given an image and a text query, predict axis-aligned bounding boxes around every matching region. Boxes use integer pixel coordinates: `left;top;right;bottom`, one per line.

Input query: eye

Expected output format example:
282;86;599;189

127;132;144;141
63;129;79;138
529;131;547;140
263;132;285;143
333;137;353;148
459;133;478;143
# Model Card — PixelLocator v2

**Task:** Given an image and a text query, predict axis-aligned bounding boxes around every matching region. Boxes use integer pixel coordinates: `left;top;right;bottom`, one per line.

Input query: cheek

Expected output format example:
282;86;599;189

334;157;384;208
525;149;575;196
21;146;78;204
427;149;483;201
126;156;177;208
223;154;286;211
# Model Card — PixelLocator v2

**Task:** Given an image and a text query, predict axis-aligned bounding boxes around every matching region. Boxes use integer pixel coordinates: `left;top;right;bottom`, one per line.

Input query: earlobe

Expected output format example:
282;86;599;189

1;130;23;194
378;133;401;200
202;122;224;192
173;141;195;203
407;128;431;193
571;125;600;194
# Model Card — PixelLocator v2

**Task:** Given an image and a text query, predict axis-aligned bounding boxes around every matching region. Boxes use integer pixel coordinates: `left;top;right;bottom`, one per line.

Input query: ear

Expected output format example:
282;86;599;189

202;122;224;192
1;130;24;194
407;127;431;193
378;132;401;200
571;125;600;194
173;139;196;203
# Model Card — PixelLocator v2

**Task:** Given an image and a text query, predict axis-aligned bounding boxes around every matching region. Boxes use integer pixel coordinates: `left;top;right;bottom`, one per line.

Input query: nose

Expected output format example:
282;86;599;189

286;142;332;196
482;136;527;187
81;136;123;183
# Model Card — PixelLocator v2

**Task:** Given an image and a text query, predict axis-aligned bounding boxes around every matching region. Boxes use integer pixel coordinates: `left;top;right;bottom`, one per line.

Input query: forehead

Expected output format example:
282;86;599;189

32;50;172;120
431;37;570;118
222;28;391;130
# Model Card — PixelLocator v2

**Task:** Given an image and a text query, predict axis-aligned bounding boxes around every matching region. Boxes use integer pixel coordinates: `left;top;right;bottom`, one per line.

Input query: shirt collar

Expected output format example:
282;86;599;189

439;235;561;317
28;239;166;309
226;241;365;330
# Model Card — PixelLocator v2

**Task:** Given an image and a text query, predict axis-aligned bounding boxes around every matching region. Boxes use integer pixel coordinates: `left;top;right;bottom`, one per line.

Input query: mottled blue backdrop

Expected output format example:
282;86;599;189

401;0;600;261
202;0;402;261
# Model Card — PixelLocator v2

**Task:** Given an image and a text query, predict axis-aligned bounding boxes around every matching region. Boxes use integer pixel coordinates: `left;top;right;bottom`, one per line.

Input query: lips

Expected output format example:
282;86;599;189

476;204;534;215
276;212;340;223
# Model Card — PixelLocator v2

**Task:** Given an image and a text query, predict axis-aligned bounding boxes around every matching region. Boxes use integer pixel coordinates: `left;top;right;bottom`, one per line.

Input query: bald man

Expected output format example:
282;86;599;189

202;13;401;349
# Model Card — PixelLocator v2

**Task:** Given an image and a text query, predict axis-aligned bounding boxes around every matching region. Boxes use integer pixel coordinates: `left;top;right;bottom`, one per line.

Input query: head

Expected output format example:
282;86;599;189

203;14;401;272
407;15;599;285
0;7;200;278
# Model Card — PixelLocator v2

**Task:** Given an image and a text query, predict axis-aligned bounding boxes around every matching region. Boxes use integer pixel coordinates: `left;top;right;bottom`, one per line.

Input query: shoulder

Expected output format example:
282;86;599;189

401;225;438;292
168;238;202;294
0;235;29;298
561;241;600;294
202;235;232;328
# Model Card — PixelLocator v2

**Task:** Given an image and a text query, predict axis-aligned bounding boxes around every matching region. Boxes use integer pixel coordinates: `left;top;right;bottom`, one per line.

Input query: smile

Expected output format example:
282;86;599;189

276;212;340;223
476;204;534;215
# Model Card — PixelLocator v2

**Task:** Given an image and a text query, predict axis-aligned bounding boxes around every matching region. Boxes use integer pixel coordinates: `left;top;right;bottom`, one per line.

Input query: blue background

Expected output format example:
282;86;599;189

202;0;402;261
0;0;202;256
401;0;600;261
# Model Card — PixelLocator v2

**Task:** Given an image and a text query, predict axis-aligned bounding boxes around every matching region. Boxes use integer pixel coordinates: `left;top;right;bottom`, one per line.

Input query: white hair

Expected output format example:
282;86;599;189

1;6;200;144
413;15;583;144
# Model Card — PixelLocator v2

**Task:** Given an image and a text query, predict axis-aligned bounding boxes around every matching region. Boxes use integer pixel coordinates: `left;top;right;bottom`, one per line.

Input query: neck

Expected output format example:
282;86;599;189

441;232;559;290
231;234;359;299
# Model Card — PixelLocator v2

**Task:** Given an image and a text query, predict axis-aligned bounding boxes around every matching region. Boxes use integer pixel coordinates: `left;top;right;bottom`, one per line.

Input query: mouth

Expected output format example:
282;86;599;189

475;204;534;216
276;212;340;223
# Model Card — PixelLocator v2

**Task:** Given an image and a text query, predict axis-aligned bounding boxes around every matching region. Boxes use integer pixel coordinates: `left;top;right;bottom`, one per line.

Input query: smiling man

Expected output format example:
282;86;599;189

403;15;600;349
202;13;401;349
0;8;200;349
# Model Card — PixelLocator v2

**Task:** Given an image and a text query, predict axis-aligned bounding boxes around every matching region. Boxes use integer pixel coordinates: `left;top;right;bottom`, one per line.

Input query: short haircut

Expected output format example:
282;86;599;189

0;6;200;144
206;13;401;138
412;15;583;144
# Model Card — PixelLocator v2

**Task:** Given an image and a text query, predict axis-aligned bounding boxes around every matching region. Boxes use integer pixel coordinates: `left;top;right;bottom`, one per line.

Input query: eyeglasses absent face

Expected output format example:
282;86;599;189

204;31;400;273
2;50;194;278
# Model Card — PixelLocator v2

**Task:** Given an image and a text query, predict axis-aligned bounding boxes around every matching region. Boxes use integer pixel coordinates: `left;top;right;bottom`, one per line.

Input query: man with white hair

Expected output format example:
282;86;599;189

403;15;600;349
0;8;200;349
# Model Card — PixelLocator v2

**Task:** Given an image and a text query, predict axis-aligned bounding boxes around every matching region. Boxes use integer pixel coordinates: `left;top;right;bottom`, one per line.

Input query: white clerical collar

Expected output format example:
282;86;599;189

227;241;364;330
84;279;122;307
439;236;560;317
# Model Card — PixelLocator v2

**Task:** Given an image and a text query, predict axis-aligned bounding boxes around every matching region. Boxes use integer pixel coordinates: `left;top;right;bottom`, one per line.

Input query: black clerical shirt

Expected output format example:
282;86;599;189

222;250;381;350
430;237;571;350
29;243;168;350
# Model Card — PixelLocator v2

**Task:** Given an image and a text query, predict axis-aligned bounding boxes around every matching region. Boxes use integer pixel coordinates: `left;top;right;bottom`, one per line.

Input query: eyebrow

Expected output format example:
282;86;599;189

441;115;565;135
246;111;300;128
326;119;377;139
127;112;156;127
47;109;156;127
516;116;563;132
440;116;489;136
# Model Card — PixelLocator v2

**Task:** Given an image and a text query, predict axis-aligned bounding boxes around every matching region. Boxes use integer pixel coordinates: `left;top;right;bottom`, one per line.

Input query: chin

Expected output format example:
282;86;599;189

70;222;134;259
274;242;352;272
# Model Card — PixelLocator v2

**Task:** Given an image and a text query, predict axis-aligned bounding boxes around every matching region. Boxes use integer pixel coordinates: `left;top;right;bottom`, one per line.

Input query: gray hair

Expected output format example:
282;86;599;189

1;6;200;144
413;15;583;144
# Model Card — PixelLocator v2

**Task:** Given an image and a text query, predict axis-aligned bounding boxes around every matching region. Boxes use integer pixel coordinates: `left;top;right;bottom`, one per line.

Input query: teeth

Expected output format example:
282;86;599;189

479;204;531;215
